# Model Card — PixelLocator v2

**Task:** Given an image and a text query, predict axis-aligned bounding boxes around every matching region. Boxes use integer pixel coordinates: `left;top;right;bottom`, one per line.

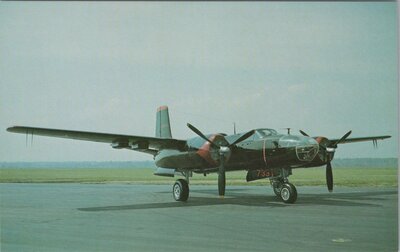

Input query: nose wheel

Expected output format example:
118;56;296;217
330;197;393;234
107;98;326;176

270;168;297;204
279;183;297;203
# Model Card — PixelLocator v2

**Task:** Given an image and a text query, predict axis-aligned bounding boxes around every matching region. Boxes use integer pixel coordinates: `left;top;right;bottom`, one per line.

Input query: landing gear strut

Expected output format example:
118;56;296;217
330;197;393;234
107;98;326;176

271;178;283;197
270;168;297;204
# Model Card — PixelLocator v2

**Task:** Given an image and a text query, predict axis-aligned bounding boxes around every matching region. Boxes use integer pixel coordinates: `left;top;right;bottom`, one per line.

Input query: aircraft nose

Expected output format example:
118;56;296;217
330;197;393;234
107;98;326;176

279;135;319;161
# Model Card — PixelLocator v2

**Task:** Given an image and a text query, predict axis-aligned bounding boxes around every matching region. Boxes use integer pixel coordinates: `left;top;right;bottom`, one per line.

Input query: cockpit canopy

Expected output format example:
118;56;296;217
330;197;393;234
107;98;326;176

279;135;319;148
254;128;278;138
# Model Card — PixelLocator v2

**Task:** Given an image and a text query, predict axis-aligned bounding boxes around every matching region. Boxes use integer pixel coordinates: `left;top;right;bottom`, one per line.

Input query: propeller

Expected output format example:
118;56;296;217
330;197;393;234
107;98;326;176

330;130;352;148
299;130;309;137
326;161;333;192
187;123;219;148
299;130;352;192
187;123;254;196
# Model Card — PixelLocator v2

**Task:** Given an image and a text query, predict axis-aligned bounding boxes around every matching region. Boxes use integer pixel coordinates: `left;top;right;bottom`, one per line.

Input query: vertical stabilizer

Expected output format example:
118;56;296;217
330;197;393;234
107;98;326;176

155;106;172;138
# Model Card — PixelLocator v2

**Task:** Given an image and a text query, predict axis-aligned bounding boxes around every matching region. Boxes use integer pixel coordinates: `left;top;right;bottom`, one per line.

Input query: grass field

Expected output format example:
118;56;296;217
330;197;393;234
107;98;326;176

0;167;397;187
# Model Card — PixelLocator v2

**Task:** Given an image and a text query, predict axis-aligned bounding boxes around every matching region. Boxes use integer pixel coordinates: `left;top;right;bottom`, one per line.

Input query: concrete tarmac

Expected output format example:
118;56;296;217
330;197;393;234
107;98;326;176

0;183;397;251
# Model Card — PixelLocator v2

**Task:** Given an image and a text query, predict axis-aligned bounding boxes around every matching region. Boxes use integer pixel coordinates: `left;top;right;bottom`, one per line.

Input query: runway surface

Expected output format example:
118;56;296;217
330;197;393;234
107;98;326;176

1;183;397;251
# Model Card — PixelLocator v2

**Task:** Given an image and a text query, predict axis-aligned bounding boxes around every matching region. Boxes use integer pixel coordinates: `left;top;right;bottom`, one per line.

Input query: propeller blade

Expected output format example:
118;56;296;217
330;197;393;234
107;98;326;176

326;162;333;192
187;123;231;197
218;153;226;196
187;123;219;148
218;170;226;196
331;130;352;147
229;129;255;147
299;130;309;137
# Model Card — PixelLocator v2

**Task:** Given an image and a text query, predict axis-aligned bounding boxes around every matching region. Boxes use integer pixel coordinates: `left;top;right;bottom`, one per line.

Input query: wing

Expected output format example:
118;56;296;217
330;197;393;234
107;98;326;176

7;126;187;155
330;135;391;144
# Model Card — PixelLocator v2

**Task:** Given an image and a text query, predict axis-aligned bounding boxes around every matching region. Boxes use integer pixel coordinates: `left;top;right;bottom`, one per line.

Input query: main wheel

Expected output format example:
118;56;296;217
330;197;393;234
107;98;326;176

173;179;189;202
280;183;297;204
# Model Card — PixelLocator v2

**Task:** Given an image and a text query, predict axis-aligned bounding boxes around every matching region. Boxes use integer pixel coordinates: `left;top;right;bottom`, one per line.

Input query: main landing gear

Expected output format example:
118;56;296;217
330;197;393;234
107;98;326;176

173;171;191;202
270;169;297;204
172;169;298;204
173;179;189;201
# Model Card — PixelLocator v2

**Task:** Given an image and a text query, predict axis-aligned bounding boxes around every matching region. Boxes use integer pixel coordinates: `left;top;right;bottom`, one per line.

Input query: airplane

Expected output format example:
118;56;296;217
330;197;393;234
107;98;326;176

7;106;391;204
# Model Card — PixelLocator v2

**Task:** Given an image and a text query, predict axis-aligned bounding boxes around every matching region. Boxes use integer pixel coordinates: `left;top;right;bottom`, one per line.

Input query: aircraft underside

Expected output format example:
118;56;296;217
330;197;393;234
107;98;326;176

168;166;300;203
155;147;326;204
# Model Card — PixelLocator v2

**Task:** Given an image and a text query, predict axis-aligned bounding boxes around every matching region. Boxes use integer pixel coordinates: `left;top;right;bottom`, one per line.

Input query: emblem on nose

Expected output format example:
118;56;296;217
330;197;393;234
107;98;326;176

279;135;319;161
296;144;319;161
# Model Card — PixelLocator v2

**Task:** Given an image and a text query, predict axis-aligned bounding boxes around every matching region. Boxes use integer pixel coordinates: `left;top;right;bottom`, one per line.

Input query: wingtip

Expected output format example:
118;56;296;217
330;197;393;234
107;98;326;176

6;126;16;132
6;126;29;133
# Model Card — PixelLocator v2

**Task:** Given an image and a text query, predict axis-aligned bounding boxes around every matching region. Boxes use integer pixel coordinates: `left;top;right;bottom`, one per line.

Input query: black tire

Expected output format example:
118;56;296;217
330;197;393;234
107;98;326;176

173;179;189;202
280;183;297;204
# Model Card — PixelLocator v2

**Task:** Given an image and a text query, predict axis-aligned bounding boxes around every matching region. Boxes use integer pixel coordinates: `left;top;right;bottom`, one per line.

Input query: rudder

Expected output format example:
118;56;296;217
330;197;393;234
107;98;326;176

155;106;172;138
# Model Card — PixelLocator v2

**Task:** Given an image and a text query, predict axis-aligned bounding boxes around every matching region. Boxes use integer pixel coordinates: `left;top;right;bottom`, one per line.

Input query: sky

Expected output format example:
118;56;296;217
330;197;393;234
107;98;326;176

0;2;398;162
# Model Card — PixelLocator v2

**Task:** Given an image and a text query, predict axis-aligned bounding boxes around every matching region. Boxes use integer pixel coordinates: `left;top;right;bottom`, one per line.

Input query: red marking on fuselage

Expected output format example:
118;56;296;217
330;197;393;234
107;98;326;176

262;140;273;176
262;140;268;167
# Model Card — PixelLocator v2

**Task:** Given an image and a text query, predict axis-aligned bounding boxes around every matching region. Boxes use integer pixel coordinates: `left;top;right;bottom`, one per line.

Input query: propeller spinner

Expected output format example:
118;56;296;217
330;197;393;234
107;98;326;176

299;130;352;192
187;123;254;196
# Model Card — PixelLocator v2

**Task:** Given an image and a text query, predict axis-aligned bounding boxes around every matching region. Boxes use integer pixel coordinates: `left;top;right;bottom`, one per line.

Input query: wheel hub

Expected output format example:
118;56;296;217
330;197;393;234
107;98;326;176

281;187;290;201
173;184;181;199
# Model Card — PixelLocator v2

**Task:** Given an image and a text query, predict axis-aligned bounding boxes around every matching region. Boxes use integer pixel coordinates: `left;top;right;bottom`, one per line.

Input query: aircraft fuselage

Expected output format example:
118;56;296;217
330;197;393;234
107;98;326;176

155;129;326;174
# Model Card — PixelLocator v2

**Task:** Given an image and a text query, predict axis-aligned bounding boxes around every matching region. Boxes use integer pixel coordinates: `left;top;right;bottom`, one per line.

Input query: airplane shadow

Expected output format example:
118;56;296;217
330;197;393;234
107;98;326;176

297;190;397;207
77;189;397;212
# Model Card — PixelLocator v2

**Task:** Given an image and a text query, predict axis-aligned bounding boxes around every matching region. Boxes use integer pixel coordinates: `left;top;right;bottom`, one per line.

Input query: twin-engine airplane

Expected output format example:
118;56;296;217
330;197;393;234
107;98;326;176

7;106;391;203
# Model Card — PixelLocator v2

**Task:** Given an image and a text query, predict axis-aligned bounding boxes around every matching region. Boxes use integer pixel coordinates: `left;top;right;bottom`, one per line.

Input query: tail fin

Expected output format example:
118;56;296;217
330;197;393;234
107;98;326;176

155;106;172;138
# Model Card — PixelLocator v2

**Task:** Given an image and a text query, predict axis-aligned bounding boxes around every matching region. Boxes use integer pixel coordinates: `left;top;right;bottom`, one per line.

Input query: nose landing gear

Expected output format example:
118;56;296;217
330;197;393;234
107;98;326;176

279;183;297;203
270;168;297;204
